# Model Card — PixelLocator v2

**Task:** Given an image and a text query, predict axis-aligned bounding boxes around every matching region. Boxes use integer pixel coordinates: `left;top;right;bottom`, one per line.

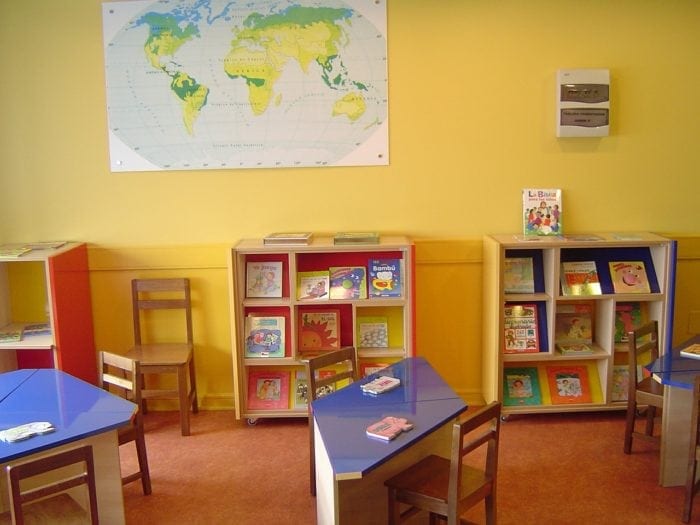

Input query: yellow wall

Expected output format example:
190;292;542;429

1;1;699;407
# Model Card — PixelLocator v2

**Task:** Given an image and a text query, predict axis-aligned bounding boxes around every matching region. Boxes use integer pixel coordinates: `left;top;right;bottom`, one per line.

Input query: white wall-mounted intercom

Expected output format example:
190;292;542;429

556;68;610;137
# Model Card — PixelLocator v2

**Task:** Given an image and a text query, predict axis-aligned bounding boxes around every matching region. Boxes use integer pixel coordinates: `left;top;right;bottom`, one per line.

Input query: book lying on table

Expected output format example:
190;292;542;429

361;375;401;395
0;422;55;443
365;416;413;441
680;344;700;360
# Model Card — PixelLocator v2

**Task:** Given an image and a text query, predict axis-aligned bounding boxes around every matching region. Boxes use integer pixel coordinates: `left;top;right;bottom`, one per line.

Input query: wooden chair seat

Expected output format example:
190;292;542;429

385;402;501;525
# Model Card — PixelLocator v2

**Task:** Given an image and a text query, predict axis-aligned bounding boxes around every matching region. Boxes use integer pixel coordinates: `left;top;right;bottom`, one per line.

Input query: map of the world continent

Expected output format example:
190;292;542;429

102;0;388;171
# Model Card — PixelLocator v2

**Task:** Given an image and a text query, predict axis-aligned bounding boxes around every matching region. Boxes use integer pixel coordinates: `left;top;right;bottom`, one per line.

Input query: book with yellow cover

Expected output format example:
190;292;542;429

609;261;651;294
560;261;601;295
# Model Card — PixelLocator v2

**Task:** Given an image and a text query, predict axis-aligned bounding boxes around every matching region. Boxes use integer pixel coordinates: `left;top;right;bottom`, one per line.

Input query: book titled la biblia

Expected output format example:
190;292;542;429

522;188;562;236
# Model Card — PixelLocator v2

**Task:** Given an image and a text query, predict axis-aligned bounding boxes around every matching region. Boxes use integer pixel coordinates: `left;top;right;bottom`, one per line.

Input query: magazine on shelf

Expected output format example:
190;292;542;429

357;316;389;348
609;261;651;294
503;303;539;353
365;416;413;441
263;232;312;245
246;261;283;298
503;367;542;406
368;258;402;297
504;257;535;294
522;188;562;236
546;365;592;404
244;316;285;357
296;270;329;300
297;310;340;352
560;261;602;295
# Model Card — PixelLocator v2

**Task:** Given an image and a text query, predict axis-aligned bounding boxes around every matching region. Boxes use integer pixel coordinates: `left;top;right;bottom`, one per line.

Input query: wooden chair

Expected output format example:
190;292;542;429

623;320;664;454
683;375;700;522
99;350;152;495
126;278;198;436
384;402;502;525
304;346;359;496
1;445;98;525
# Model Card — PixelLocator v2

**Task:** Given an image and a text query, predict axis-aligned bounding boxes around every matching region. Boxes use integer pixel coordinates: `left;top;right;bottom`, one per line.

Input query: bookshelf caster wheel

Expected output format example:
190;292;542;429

247;418;259;426
500;415;510;422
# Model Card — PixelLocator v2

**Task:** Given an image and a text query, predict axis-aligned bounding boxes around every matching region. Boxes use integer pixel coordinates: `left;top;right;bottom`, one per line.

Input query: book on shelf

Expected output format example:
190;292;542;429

503;257;535;294
0;325;23;343
614;302;642;344
244;316;285;358
560;261;602;295
360;362;391;377
357;316;388;348
296;270;329;301
546;365;592;404
329;266;367;299
247;370;290;410
562;234;604;242
246;261;283;298
313;369;337;398
361;375;401;395
554;302;593;352
263;232;312;245
0;245;32;258
22;323;51;337
609;261;651;294
297;309;340;352
680;344;700;360
365;416;413;441
23;241;67;250
294;370;309;409
503;303;540;353
333;232;379;245
522;188;562;236
611;365;630;401
503;367;542;406
368;258;402;297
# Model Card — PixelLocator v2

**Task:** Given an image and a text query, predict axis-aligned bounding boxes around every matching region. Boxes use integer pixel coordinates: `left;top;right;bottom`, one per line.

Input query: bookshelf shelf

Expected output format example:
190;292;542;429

482;232;675;416
228;235;415;421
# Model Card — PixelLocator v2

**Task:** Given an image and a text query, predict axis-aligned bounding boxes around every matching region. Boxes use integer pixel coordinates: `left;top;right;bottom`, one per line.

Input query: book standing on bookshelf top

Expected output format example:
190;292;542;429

482;232;675;417
228;235;415;423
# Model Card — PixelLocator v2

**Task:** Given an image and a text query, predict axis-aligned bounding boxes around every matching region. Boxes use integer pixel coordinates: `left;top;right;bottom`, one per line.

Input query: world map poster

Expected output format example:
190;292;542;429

102;0;388;172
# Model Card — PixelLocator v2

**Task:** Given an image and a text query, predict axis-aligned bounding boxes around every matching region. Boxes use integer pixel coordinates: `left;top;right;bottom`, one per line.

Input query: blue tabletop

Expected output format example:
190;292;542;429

650;335;700;389
0;369;137;463
312;357;467;479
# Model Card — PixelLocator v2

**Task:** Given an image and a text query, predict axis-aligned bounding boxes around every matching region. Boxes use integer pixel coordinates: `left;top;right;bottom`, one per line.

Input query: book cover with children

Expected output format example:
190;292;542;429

522;188;562;236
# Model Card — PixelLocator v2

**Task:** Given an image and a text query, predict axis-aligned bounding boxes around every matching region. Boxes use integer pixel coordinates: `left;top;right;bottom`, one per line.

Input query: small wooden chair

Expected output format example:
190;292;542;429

623;321;664;454
1;445;98;525
126;278;198;436
683;375;700;522
384;402;502;525
304;346;359;496
99;350;152;495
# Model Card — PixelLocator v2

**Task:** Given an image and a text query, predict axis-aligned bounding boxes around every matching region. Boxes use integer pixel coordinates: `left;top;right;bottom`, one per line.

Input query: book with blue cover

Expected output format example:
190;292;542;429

368;258;402;297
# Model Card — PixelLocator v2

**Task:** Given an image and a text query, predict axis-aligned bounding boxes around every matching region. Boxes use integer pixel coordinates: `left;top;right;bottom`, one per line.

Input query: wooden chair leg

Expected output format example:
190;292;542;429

177;365;190;436
189;358;199;414
684;455;699;522
387;488;399;525
645;406;657;436
135;429;152;495
624;401;636;454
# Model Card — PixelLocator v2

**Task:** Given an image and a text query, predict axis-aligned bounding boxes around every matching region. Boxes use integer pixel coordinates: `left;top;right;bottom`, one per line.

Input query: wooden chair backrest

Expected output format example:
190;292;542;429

627;321;659;391
99;350;141;419
305;346;359;402
448;401;501;523
132;278;193;345
7;445;98;525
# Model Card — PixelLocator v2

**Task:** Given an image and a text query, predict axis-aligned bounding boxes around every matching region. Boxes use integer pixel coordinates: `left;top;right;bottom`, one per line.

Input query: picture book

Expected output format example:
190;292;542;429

503;367;542;406
356;316;389;348
554;303;593;346
247;370;290;410
246;261;283;298
360;362;391;377
0;325;23;343
296;270;329;301
368;258;402;297
614;302;642;344
546;365;592;404
333;232;379;245
297;310;340;352
503;257;535;294
365;416;413;441
611;365;630;401
609;261;651;294
560;261;602;295
244;316;285;357
294;370;309;409
329;266;367;299
312;369;337;398
503;303;539;353
680;343;700;360
522;188;562;236
263;232;312;245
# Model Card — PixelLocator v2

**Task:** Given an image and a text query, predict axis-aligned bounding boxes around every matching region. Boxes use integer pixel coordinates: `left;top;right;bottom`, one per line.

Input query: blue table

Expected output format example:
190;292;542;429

312;357;467;525
649;335;700;487
0;369;136;523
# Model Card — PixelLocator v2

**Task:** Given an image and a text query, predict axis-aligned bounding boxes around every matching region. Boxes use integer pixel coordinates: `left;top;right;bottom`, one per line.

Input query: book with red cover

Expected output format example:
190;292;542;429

546;365;592;404
297;309;340;352
247;370;290;410
609;261;651;294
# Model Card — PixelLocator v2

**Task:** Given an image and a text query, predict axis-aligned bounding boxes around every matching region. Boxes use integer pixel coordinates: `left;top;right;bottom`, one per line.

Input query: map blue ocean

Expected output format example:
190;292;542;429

102;0;388;171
